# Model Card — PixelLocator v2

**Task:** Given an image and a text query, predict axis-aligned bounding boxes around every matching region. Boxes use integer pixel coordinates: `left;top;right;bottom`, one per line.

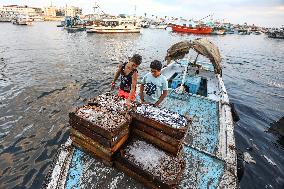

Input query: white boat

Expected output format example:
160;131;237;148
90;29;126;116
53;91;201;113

149;22;168;29
0;10;16;22
86;18;140;33
12;14;32;25
42;38;238;189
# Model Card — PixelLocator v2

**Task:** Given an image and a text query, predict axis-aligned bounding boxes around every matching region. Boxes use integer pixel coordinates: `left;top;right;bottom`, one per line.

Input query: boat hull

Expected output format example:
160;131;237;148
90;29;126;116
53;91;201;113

87;29;140;33
172;25;212;34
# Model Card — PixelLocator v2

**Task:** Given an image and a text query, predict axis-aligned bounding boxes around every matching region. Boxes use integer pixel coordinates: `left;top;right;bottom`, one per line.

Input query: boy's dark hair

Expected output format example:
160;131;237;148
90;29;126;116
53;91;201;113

150;60;162;71
130;54;142;65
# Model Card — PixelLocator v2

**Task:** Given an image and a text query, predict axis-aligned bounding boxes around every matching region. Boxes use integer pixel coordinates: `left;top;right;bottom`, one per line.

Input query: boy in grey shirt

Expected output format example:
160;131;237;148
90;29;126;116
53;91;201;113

140;60;168;106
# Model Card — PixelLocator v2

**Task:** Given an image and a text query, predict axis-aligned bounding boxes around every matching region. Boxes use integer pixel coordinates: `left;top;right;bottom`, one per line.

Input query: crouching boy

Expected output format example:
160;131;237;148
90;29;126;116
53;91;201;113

140;60;168;106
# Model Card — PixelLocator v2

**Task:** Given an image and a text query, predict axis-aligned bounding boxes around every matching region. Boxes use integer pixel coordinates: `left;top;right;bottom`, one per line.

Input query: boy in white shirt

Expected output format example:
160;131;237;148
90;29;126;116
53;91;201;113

140;60;168;106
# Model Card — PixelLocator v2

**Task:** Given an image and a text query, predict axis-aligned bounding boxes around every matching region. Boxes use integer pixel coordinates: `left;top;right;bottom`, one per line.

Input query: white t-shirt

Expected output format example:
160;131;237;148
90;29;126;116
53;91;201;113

141;73;168;104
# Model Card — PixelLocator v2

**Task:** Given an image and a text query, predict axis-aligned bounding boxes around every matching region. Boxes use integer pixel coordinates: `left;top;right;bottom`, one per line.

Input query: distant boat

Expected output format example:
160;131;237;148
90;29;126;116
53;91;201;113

140;19;150;28
12;15;32;25
63;16;86;32
252;31;261;35
86;18;140;33
149;22;167;29
172;24;212;34
267;29;284;39
237;29;251;35
57;21;65;27
0;10;15;22
211;28;226;35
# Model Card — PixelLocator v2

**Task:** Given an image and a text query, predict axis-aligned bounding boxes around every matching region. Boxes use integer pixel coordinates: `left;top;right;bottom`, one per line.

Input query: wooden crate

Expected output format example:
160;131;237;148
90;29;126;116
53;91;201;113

71;129;129;166
69;107;130;140
132;128;182;156
131;112;187;140
132;120;183;147
115;139;185;189
70;119;129;148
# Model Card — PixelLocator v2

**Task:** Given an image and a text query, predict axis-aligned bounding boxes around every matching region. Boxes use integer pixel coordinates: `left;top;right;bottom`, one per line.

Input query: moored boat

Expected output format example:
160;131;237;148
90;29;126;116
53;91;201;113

267;27;284;39
172;24;212;34
149;22;168;29
11;14;32;25
63;16;86;32
211;28;226;35
42;38;238;189
0;10;16;22
86;18;140;33
237;29;251;35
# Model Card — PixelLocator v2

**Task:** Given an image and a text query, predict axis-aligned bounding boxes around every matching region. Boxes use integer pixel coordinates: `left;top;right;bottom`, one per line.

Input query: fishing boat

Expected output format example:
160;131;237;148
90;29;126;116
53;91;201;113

267;27;284;39
0;10;16;22
140;19;150;28
211;28;226;35
86;18;140;33
149;22;168;29
63;16;86;32
11;14;32;25
172;24;212;34
237;29;251;35
42;38;238;189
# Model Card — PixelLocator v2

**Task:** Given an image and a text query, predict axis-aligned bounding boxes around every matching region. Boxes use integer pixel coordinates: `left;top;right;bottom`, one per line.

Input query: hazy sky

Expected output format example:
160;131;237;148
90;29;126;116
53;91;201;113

1;0;284;27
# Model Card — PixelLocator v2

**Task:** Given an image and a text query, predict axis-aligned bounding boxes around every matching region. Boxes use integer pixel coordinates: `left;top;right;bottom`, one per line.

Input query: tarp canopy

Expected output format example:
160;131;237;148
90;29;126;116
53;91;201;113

165;38;222;75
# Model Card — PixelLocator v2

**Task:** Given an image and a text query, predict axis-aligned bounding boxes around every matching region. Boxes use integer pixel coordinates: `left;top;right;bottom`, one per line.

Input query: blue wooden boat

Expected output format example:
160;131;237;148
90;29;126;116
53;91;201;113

42;38;238;189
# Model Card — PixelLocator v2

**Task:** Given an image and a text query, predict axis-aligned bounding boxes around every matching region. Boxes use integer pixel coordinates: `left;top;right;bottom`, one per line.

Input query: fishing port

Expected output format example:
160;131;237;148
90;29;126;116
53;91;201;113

0;1;283;189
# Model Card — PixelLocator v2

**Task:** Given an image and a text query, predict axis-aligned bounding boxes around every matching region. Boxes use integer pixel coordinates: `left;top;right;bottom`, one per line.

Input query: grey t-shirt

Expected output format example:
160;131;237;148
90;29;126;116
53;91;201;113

141;73;168;104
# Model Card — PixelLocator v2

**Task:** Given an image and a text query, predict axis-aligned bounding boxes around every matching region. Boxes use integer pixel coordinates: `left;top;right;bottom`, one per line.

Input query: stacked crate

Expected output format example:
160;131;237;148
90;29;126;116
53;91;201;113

116;104;190;188
131;104;189;156
116;139;185;189
69;94;131;166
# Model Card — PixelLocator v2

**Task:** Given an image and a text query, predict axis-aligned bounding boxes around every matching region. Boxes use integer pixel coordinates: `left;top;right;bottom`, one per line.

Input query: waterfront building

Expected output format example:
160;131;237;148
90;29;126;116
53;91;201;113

0;5;42;17
65;6;82;17
0;5;43;21
43;6;57;17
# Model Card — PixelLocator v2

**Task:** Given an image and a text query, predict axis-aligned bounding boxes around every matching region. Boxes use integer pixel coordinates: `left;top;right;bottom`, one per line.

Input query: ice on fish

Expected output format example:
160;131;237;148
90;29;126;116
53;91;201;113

136;104;188;129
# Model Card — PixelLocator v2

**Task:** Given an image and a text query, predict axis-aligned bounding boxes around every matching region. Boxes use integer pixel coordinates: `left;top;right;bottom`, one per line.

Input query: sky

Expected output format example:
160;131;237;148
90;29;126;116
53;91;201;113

1;0;284;27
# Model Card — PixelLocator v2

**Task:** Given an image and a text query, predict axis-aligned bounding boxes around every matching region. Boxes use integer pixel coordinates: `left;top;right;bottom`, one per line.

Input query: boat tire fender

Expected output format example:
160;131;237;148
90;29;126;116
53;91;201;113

230;103;240;122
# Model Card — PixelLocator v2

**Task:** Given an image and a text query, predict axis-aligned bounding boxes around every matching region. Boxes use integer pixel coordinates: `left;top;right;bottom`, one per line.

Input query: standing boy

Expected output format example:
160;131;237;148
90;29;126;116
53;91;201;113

140;60;168;106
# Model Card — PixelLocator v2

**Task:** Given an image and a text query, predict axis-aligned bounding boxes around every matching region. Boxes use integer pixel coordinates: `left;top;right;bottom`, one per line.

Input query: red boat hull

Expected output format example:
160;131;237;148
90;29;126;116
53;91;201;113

172;25;212;34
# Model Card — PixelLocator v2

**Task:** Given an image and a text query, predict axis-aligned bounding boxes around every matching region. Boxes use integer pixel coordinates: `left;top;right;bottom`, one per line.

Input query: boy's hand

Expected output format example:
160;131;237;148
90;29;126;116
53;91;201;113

111;82;115;90
154;102;160;107
125;99;131;109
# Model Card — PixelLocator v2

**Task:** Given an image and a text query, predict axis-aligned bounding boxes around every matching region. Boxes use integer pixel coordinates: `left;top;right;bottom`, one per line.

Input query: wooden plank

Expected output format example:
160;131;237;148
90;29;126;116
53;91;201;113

132;129;181;156
69;111;130;139
70;120;110;147
114;161;160;189
131;113;187;140
70;120;129;148
133;121;183;147
71;136;113;165
116;145;183;189
71;129;128;155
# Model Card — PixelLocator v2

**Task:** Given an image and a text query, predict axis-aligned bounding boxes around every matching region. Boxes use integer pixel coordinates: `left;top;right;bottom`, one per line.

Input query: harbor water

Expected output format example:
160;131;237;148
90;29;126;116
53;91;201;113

0;22;283;189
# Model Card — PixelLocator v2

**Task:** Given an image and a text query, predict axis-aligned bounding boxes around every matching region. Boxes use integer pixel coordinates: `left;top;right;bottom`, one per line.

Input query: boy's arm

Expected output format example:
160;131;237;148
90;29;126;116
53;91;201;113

111;64;122;90
154;90;168;106
140;84;145;103
113;64;122;83
127;71;138;102
155;77;168;106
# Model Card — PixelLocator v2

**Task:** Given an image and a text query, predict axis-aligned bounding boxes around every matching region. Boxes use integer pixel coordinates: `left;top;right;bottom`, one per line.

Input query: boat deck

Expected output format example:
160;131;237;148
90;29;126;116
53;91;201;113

62;143;225;189
161;91;219;155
